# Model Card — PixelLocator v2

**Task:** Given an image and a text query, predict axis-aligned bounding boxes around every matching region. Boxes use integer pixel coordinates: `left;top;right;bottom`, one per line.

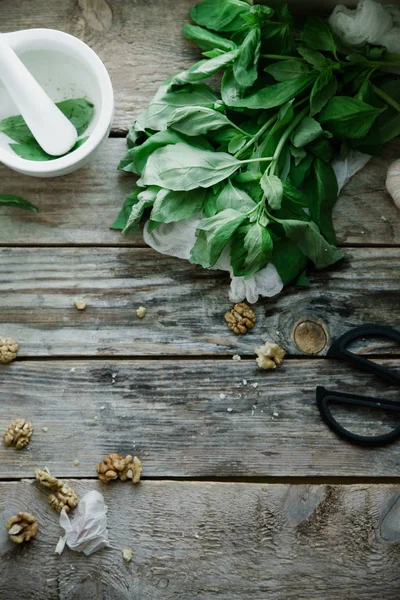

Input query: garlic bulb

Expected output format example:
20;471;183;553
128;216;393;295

386;159;400;209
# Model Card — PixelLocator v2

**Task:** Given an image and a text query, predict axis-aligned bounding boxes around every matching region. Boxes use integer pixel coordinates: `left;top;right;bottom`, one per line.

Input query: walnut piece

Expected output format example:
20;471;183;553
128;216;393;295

97;453;142;484
0;337;18;364
255;342;286;370
74;299;86;311
225;303;256;335
136;306;146;318
3;418;33;449
6;512;38;544
48;483;79;514
122;547;133;563
35;467;78;514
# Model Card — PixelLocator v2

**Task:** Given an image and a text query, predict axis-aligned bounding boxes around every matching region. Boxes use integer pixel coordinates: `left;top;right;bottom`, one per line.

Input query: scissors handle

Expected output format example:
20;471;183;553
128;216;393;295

316;386;400;447
327;325;400;386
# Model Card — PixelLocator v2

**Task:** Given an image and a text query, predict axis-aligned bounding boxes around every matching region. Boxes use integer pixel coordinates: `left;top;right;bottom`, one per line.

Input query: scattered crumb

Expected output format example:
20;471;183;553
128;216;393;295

74;299;86;311
219;393;226;400
93;416;98;421
361;230;365;234
194;533;200;539
381;215;388;222
261;409;263;413
251;410;255;416
273;412;279;418
242;379;247;385
136;306;146;319
70;367;76;373
122;548;133;563
19;464;23;468
100;406;105;411
42;427;48;433
112;373;117;379
232;354;241;361
73;459;80;467
276;331;280;335
227;407;233;413
252;382;258;389
253;404;257;409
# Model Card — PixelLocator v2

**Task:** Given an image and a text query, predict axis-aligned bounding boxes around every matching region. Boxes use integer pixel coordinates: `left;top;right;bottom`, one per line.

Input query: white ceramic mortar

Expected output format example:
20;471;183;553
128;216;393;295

0;29;114;177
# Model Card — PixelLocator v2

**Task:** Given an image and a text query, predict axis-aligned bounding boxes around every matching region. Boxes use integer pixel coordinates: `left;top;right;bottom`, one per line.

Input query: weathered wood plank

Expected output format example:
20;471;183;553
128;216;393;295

0;247;399;357
0;0;199;134
0;137;399;248
1;480;400;599
1;359;399;478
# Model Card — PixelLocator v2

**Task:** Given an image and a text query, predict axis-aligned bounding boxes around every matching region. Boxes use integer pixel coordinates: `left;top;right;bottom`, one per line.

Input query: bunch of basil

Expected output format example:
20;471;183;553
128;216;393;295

113;0;400;286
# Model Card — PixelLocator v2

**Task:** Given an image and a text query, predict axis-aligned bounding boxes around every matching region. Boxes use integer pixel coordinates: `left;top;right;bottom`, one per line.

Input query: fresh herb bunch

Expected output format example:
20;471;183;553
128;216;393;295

0;98;94;161
114;0;400;285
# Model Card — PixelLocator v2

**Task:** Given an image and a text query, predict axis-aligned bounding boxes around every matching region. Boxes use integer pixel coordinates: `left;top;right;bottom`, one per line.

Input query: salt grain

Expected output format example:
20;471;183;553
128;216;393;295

42;427;48;432
381;215;388;222
73;459;80;467
100;406;105;410
219;393;226;400
70;367;76;373
242;379;247;385
252;382;258;389
227;407;233;413
273;411;279;417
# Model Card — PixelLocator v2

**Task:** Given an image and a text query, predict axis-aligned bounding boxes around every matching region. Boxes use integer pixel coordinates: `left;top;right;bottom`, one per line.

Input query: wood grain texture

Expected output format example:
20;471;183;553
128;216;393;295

0;0;200;134
1;139;399;247
1;480;400;599
1;359;399;478
0;247;399;357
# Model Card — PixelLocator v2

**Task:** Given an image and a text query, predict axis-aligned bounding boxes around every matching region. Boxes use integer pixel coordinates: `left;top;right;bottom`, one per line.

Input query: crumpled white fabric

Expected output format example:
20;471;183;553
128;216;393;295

0;508;20;553
329;0;400;54
55;490;109;556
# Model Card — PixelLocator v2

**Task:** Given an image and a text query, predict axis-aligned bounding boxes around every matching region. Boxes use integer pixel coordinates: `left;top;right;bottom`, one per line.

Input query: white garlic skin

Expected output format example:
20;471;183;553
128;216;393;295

386;159;400;209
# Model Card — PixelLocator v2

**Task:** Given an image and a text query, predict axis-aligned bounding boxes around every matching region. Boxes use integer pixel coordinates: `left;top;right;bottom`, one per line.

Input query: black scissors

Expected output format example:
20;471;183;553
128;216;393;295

316;325;400;447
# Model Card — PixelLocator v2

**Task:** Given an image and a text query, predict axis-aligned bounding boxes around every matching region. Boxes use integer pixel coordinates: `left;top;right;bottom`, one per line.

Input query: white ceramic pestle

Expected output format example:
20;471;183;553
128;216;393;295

0;35;78;156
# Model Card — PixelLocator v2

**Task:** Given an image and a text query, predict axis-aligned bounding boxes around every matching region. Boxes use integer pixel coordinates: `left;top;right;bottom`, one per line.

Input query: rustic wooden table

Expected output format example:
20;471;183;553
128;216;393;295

1;1;400;598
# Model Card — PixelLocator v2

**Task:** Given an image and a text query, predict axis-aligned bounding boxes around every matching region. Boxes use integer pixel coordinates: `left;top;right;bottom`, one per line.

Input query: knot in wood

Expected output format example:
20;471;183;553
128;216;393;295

293;320;327;354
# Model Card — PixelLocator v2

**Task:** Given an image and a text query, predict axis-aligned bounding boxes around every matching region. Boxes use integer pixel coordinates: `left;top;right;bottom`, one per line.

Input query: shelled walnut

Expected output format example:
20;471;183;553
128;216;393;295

97;453;142;484
224;303;256;334
35;467;78;514
0;337;18;363
6;512;38;544
255;342;286;370
3;418;33;449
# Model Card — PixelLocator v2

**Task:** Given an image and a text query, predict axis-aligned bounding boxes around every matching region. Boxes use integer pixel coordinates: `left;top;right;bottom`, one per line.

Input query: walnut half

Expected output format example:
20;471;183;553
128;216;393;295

6;512;38;544
3;418;33;449
255;342;286;370
225;303;256;335
97;453;142;484
0;337;18;364
35;467;78;514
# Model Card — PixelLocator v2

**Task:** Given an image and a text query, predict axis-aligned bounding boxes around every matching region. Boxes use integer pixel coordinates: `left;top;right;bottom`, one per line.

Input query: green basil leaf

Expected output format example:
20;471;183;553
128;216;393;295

310;70;338;116
319;96;385;140
289;145;307;166
295;270;311;287
241;5;274;25
233;26;261;89
9;136;88;162
202;49;226;58
190;208;247;267
261;22;294;54
260;173;283;210
138;83;218;131
231;222;273;278
307;136;334;163
272;238;307;285
282;181;308;207
110;189;141;230
171;50;239;87
189;0;251;32
119;130;188;174
303;158;338;245
216;180;256;213
150;188;206;223
228;134;247;154
183;23;237;52
302;16;338;56
138;142;243;191
264;60;309;82
203;188;220;217
276;3;293;25
297;44;334;69
281;219;343;268
122;187;159;234
0;194;38;213
288;154;313;187
167;106;231;136
224;72;316;109
291;116;323;148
